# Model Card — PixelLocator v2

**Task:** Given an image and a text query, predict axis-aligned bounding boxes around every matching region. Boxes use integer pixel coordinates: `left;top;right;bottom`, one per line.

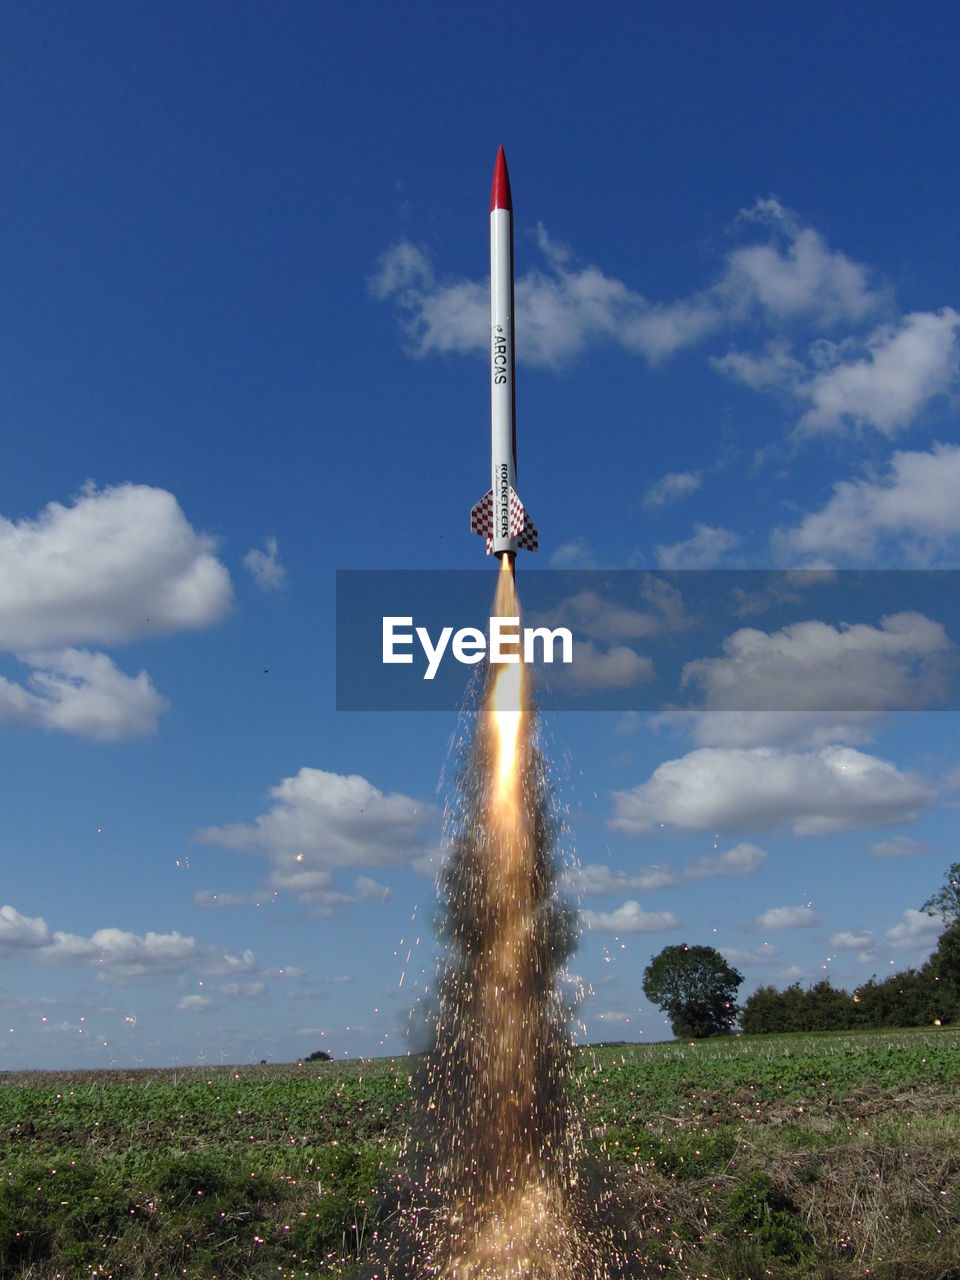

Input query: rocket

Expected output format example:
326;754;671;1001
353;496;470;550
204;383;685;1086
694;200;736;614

471;146;538;561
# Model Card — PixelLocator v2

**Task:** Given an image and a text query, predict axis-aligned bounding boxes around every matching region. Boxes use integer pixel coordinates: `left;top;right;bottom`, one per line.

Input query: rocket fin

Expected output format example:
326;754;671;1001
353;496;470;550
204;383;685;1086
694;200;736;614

470;490;495;553
508;487;538;552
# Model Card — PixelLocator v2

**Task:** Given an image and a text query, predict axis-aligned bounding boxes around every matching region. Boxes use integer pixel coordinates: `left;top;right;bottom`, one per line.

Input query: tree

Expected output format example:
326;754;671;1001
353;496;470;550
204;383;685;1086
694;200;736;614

804;980;856;1031
924;922;960;1024
642;943;744;1039
740;985;786;1036
921;861;960;923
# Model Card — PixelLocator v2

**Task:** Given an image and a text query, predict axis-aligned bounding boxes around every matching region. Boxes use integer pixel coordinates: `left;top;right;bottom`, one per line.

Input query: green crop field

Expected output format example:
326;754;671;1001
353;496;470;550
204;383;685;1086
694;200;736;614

2;1027;958;1279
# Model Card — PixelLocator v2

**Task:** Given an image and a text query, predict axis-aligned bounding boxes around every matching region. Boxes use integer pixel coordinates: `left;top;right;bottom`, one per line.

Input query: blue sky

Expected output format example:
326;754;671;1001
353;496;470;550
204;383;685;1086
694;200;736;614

3;2;960;1068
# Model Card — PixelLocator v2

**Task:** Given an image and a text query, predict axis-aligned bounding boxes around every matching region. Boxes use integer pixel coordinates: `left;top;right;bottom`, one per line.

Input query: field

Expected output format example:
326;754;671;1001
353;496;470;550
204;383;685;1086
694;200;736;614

1;1027;958;1279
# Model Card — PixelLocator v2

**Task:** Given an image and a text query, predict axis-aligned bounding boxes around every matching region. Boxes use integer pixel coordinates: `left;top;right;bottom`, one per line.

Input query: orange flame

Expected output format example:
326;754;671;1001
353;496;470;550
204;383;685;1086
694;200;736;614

488;556;526;805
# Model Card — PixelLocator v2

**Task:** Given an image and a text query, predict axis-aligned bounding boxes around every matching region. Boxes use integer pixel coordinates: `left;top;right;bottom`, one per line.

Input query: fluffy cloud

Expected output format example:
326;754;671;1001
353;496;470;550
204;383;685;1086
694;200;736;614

711;340;803;391
869;836;931;858
775;443;960;563
681;613;954;712
0;649;167;739
885;908;945;949
372;200;880;368
798;310;960;436
557;640;653;690
548;539;600;569
721;942;781;968
715;308;958;439
568;862;680;896
644;470;703;508
686;711;879;749
655;524;741;569
752;905;821;931
197;767;434;865
527;582;695;691
244;536;286;590
178;994;215;1013
0;484;232;739
830;929;876;950
684;842;768;878
538;580;692;643
610;745;933;835
0;906;259;980
725;198;883;324
0;905;50;950
195;768;437;912
0;483;232;649
581;901;681;933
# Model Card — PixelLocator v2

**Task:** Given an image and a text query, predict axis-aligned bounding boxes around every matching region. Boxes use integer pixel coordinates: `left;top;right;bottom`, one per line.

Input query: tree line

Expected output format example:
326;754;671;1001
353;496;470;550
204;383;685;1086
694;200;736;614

740;921;960;1034
642;863;960;1038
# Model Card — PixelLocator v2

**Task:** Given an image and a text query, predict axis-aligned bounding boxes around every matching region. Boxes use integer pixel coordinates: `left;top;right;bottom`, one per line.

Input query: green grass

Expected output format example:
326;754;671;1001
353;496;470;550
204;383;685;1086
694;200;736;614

1;1028;958;1278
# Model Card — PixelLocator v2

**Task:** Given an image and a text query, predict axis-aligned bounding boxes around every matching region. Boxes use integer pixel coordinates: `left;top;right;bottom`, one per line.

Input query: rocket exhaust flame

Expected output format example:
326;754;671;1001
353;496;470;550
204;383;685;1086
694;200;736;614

364;566;637;1279
490;555;524;800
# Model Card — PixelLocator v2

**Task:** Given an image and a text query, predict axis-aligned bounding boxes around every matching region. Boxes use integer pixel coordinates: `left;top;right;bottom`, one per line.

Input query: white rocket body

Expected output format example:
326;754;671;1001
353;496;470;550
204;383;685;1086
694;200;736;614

471;147;537;559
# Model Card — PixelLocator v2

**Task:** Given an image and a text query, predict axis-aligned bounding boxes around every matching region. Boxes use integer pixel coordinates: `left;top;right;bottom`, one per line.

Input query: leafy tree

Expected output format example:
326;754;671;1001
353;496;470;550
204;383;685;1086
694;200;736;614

642;943;744;1038
804;979;856;1031
740;985;785;1035
921;861;960;923
925;922;960;1023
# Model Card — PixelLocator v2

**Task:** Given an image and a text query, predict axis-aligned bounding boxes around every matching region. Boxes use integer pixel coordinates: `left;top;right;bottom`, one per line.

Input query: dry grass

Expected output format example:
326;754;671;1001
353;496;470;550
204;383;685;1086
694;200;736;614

609;1081;960;1278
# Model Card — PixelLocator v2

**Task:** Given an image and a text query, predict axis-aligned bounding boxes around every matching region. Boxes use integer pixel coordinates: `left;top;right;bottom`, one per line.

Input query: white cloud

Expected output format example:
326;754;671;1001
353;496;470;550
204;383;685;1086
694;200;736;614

0;483;233;649
539;580;691;644
730;570;838;618
726;198;884;324
885;908;944;949
582;901;681;933
568;862;680;896
775;443;960;563
195;768;437;912
0;484;232;739
194;889;273;909
373;201;881;368
752;905;821;930
0;649;168;739
219;981;267;999
797;310;960;436
830;929;876;950
558;640;653;691
684;842;768;878
51;927;203;976
0;905;50;950
644;470;703;508
548;539;599;569
687;710;879;749
711;340;803;391
655;524;740;569
721;942;781;968
0;907;260;980
178;995;215;1013
244;536;286;590
354;875;391;901
869;836;931;858
610;745;933;835
681;613;954;713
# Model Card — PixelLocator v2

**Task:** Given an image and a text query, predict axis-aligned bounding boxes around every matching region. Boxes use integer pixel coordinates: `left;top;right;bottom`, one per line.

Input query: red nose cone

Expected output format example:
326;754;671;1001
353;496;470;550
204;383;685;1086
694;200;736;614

490;146;512;212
